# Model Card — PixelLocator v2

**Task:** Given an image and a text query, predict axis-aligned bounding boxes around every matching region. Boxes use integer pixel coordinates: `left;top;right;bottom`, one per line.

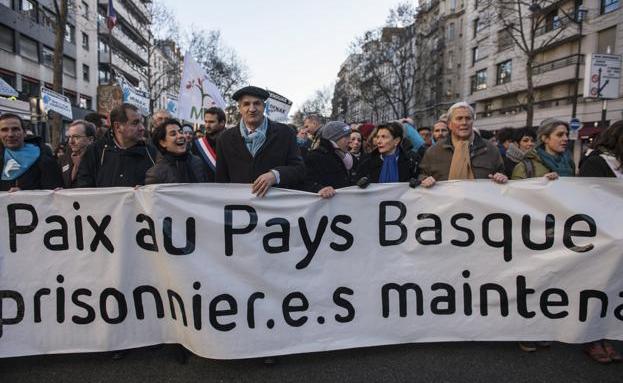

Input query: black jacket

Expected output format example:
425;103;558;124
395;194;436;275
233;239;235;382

358;146;420;183
0;136;63;191
215;120;305;188
579;150;617;178
76;131;157;187
304;138;355;192
145;152;209;184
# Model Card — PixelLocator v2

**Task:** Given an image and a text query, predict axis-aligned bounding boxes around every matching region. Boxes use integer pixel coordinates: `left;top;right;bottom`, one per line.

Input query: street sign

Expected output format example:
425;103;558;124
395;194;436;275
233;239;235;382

40;87;73;119
583;53;622;99
569;118;581;130
0;77;18;97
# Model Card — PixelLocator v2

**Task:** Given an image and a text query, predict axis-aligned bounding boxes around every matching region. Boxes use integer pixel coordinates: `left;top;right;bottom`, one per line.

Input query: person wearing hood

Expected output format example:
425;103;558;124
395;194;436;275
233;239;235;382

503;128;536;177
304;121;355;198
511;118;574;180
145;119;209;184
358;121;420;184
0;113;63;191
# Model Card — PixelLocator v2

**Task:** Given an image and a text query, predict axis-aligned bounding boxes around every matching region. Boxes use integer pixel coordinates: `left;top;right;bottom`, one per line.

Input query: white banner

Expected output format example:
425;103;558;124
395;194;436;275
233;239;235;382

0;179;622;359
178;54;226;123
265;90;293;122
40;87;73;119
117;77;150;115
0;77;18;97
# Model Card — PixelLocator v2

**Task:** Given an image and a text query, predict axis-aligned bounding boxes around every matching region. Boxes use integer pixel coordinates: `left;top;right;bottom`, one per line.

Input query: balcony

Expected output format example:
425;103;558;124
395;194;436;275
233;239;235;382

532;54;584;75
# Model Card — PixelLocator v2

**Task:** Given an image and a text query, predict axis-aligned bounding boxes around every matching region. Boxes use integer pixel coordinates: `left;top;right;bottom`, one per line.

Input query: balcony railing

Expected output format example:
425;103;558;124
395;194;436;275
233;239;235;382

531;54;584;75
534;13;577;37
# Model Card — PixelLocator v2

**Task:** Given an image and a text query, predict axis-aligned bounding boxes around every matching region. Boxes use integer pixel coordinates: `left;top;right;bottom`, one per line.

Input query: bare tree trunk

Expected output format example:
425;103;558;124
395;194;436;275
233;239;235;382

525;56;535;129
51;0;68;148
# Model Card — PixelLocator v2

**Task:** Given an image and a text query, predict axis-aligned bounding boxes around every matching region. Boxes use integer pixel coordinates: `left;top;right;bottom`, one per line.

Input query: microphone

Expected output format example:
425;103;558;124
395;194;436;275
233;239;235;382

409;178;421;188
357;177;370;189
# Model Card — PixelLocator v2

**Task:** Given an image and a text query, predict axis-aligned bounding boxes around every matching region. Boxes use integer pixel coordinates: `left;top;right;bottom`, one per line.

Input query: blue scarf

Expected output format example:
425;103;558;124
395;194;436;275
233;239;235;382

239;118;268;157
536;146;574;177
2;143;40;181
379;152;399;183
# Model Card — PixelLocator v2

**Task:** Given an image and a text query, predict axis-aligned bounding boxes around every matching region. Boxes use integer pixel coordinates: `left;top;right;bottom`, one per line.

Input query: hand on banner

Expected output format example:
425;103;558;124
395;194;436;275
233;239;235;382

421;176;436;188
252;171;277;197
318;186;336;199
544;172;559;181
8;186;20;193
488;173;508;184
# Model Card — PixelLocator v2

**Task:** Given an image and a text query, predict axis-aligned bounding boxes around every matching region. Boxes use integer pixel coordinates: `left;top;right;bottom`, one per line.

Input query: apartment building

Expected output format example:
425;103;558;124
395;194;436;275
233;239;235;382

466;0;623;139
0;0;99;128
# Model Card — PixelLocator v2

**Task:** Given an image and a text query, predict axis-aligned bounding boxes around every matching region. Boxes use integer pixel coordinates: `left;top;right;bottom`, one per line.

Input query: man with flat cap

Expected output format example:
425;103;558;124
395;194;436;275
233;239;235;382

215;85;304;197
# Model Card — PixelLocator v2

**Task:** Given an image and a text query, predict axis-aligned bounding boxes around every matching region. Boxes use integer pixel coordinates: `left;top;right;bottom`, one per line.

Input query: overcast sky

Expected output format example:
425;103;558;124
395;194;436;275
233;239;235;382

161;0;404;113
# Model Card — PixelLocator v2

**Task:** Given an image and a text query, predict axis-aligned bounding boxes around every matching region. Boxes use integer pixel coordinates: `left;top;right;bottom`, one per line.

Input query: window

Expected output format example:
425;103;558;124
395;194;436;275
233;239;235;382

0;24;14;52
1;0;13;9
21;77;39;100
63;56;76;77
496;60;512;85
20;35;38;62
498;28;513;51
473;18;479;38
79;96;92;109
81;32;89;50
602;0;619;14
20;0;37;21
82;64;89;81
98;65;110;83
544;10;561;33
447;50;454;70
42;46;54;67
40;7;57;30
65;24;75;44
597;27;616;54
447;23;455;40
470;69;487;93
98;39;109;53
0;70;16;89
81;0;89;19
472;46;479;64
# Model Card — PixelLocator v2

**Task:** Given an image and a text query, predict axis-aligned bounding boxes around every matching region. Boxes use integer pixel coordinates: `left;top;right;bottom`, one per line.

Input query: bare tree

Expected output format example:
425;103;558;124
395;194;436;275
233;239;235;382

291;86;334;126
49;0;69;149
482;0;580;128
185;29;249;105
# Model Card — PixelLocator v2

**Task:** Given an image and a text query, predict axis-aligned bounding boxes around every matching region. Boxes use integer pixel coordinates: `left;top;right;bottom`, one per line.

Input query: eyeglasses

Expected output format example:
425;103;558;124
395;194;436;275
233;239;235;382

67;135;87;140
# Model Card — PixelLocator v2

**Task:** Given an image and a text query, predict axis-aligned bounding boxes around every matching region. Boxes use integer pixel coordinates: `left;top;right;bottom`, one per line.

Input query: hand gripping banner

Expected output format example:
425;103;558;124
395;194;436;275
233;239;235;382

0;179;622;359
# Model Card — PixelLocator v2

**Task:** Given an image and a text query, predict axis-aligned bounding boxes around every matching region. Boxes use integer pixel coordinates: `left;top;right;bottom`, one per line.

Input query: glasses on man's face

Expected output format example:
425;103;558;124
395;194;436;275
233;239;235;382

67;135;86;141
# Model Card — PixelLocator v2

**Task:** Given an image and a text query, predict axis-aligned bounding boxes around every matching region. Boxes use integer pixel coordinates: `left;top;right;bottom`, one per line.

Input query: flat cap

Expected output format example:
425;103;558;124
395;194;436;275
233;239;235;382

232;86;270;102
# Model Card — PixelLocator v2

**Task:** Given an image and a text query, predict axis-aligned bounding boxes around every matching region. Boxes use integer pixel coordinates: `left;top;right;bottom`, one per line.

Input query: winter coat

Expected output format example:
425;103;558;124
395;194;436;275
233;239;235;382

76;131;158;187
511;148;575;179
358;146;420;183
418;134;504;181
579;149;618;177
0;136;63;191
215;120;305;188
304;138;355;192
145;152;209;184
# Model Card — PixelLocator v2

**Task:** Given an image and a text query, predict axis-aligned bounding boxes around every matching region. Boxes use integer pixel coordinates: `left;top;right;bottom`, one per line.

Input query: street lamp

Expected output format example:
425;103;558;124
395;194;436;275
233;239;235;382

571;5;588;119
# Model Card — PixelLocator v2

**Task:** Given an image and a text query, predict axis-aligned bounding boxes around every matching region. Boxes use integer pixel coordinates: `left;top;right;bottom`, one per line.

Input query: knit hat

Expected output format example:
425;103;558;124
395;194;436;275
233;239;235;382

358;123;376;139
321;121;351;142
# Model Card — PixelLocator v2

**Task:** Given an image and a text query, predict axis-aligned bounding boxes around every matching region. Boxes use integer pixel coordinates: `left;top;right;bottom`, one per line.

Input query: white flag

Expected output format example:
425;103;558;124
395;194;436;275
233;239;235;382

178;54;226;123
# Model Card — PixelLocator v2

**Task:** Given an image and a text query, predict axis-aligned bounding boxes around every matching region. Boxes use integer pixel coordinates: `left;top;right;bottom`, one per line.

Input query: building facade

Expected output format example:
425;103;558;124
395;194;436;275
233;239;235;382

0;0;99;127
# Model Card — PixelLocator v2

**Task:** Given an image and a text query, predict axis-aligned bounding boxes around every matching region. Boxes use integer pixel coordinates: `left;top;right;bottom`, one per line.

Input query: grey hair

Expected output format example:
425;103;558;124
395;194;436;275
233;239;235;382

447;102;475;121
537;117;569;144
68;119;96;138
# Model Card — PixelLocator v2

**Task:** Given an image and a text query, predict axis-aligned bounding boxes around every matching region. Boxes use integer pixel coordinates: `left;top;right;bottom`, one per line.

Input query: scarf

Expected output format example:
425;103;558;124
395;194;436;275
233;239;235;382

536;146;574;177
239;118;268;157
2;143;40;181
505;142;526;163
379;151;399;183
330;140;353;171
448;135;474;180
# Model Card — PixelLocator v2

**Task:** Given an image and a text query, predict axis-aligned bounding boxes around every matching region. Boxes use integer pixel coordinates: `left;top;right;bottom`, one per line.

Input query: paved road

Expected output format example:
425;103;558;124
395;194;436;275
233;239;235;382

1;341;622;382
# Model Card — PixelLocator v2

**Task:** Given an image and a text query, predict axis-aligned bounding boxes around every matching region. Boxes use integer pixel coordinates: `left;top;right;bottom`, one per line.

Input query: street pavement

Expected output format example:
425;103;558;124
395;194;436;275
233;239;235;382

1;341;622;382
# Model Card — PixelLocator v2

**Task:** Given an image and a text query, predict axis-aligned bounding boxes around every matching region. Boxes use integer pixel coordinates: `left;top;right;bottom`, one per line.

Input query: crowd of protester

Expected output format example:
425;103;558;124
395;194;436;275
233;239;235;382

1;85;622;364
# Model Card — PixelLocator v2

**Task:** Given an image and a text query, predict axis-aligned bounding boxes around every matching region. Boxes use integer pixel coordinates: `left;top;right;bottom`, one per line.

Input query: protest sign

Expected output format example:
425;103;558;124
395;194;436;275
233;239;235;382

178;54;226;123
1;179;622;359
117;77;150;115
0;77;18;97
265;90;293;122
41;87;73;119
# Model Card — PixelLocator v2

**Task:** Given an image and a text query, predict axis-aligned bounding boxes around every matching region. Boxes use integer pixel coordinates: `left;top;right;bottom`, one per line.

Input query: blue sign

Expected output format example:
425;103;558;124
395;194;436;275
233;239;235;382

570;118;581;130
